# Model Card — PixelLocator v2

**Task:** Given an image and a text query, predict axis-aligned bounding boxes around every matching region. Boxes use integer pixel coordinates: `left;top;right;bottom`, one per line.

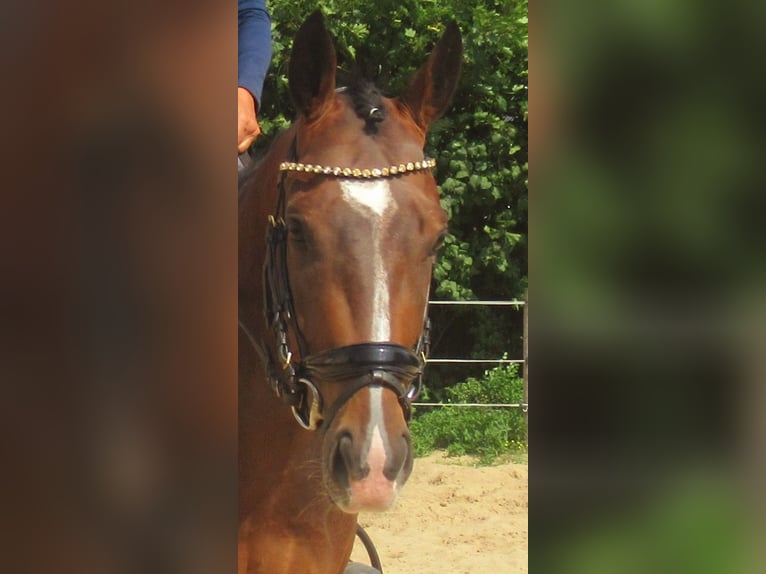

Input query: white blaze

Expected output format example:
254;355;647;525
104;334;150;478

365;386;389;474
339;179;397;341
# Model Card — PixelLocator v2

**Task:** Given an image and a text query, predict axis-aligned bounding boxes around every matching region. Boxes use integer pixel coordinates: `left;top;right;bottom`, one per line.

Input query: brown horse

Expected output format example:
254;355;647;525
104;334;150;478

238;12;462;574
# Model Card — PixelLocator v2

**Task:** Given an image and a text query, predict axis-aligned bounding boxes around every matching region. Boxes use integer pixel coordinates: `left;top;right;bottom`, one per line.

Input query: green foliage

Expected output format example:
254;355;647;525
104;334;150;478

409;364;527;464
254;0;528;315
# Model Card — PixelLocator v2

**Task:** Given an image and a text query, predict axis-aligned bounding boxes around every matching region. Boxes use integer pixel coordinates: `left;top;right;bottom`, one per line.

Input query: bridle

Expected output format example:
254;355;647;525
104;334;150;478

239;136;435;431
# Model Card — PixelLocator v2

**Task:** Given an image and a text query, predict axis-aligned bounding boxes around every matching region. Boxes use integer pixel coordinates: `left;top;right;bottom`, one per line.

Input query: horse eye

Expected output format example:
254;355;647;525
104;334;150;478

431;231;448;254
287;217;307;242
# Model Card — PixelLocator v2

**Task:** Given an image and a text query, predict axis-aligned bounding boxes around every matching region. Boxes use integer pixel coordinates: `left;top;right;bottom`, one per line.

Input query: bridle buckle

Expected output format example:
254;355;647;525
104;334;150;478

292;377;324;430
281;350;292;370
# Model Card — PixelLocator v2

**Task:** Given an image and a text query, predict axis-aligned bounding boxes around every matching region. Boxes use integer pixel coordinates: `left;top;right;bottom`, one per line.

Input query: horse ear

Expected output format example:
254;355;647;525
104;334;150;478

289;11;337;122
400;21;463;131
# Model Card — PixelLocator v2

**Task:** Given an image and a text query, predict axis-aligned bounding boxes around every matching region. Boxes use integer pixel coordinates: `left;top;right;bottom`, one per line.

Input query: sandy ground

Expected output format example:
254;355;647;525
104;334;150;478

350;451;528;574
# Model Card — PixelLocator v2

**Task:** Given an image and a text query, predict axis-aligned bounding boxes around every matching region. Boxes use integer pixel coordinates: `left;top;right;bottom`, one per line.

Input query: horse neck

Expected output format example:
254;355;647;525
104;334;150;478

239;365;358;574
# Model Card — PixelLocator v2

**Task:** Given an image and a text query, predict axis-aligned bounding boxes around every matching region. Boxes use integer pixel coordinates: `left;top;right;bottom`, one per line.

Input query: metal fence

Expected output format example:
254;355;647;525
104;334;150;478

413;295;529;424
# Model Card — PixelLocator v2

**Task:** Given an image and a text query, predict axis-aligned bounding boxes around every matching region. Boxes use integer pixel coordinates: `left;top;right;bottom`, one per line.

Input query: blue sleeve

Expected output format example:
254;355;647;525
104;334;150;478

238;0;272;107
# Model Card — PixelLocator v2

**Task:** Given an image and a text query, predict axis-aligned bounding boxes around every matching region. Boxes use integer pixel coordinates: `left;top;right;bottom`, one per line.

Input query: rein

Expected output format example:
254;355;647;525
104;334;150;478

241;136;434;431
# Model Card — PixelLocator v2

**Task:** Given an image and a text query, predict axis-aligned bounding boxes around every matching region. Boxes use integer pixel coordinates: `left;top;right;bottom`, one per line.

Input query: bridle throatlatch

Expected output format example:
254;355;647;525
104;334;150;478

249;140;433;431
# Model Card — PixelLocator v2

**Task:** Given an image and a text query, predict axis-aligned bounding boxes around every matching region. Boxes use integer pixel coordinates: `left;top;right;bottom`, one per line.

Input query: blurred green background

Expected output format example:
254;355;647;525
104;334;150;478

534;1;765;573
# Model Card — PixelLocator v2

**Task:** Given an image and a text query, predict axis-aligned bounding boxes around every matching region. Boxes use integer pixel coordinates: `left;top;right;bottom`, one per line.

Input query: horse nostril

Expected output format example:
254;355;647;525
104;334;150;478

383;433;411;482
332;432;363;488
331;433;349;488
333;432;370;487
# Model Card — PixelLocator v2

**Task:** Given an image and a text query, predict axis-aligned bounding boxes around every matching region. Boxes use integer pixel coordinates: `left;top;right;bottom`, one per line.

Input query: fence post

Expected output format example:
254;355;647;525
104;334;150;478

523;289;528;447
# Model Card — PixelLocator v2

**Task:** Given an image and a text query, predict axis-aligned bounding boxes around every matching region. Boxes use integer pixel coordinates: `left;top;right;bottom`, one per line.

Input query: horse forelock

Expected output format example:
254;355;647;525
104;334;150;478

344;79;386;130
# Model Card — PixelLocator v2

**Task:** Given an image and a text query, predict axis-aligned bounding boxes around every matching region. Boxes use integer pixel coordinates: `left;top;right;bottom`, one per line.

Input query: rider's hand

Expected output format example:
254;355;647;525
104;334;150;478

238;87;261;153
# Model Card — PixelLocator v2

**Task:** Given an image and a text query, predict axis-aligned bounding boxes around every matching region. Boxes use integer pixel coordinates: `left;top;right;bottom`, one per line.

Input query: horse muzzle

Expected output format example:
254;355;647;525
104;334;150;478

282;343;419;512
322;379;415;513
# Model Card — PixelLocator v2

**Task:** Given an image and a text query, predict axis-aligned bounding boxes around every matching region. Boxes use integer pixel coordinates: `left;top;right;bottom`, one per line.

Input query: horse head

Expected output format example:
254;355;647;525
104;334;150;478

240;11;462;520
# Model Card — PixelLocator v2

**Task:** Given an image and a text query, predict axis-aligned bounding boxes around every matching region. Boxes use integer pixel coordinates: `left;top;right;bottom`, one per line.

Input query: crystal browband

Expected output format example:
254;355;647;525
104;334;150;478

279;158;436;179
